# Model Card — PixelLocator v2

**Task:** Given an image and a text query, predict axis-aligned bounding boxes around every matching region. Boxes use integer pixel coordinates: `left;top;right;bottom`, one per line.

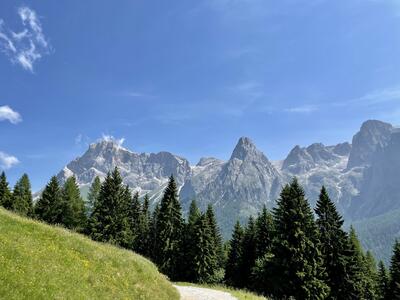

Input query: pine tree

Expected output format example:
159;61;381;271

255;205;274;259
344;226;367;299
315;186;350;299
0;171;12;209
270;179;329;299
155;175;184;280
60;176;87;230
241;216;257;288
225;221;244;288
388;240;400;299
128;191;141;251
34;176;63;224
191;213;218;283
149;202;160;260
87;176;101;216
87;168;131;247
205;204;224;278
136;194;151;257
11;174;33;216
377;261;389;300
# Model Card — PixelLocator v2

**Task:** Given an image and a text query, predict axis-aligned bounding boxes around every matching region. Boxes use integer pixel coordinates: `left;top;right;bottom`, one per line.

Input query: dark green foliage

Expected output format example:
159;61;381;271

155;175;184;280
149;202;160;260
87;176;101;216
255;205;274;258
270;179;329;299
205;204;224;278
225;221;244;288
388;241;400;299
377;261;389;300
60;176;87;231
315;186;350;299
241;216;257;288
136;194;152;257
87;168;131;247
0;172;12;209
128;191;141;250
11;174;33;216
34;176;63;224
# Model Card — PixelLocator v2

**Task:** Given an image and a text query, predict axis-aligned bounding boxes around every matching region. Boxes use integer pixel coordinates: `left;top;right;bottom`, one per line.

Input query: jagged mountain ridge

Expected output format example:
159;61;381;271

56;120;398;240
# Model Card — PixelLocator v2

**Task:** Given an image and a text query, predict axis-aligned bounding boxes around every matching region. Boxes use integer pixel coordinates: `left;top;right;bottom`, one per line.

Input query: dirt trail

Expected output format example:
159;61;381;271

173;285;237;300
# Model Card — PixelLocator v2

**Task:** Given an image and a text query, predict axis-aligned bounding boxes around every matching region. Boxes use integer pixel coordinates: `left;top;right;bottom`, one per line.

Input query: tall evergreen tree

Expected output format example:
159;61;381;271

225;221;244;288
270;179;329;299
255;205;274;259
155;175;184;280
388;240;400;299
362;251;378;299
60;176;87;230
315;186;350;299
205;204;224;269
87;176;101;216
128;191;141;251
377;261;389;300
87;168;131;247
34;176;63;224
149;202;160;260
11;174;33;216
0;171;12;209
241;216;257;288
136;194;151;257
191;213;218;283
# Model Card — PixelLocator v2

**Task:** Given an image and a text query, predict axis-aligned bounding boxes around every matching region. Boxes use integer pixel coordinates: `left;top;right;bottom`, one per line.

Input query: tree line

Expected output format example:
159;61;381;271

1;169;400;299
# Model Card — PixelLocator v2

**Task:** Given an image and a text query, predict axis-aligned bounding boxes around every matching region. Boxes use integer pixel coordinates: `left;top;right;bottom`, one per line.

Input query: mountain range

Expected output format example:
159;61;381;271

56;119;400;262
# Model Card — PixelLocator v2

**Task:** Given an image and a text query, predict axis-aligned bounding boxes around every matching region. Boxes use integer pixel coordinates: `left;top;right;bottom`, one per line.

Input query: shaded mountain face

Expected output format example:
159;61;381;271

54;120;399;240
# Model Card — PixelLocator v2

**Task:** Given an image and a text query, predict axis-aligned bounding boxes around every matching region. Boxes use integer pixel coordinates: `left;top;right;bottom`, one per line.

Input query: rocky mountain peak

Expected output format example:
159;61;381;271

347;120;393;169
230;137;262;161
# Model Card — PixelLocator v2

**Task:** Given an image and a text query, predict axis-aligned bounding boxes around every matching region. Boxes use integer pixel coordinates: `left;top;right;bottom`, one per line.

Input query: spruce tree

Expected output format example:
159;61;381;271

136;194;151;257
225;221;244;288
315;186;350;299
255;205;274;259
241;216;257;289
60;176;87;230
344;226;367;299
270;179;329;299
11;174;33;216
128;191;141;251
87;176;101;216
0;171;12;209
149;202;160;260
191;213;218;283
377;261;389;300
388;240;400;299
205;204;224;275
155;175;184;280
88;168;131;247
34;176;63;224
362;251;378;299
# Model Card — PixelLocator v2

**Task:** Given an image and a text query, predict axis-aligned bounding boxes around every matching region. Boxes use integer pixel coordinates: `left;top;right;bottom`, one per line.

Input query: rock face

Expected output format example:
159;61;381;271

57;140;192;200
54;120;400;240
347;120;393;169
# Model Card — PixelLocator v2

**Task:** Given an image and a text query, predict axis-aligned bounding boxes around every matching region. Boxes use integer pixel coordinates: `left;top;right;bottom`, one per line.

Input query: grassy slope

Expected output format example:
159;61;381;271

0;208;179;300
176;282;267;300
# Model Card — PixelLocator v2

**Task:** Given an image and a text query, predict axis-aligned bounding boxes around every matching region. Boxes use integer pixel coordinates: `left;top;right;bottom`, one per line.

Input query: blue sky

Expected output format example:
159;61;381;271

1;0;400;191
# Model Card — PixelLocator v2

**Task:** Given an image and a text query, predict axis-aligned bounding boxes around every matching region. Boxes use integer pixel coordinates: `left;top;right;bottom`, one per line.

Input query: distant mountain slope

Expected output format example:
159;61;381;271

0;208;179;300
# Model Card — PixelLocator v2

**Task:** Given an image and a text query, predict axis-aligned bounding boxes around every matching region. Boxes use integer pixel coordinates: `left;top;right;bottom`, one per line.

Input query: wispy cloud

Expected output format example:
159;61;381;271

0;6;52;72
98;134;126;147
0;151;19;169
284;105;318;113
0;105;22;124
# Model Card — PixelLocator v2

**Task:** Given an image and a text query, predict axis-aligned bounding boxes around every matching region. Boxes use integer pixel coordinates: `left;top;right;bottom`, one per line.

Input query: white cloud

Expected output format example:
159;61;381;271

0;6;52;72
0;151;19;169
285;105;318;113
0;105;22;124
99;134;125;147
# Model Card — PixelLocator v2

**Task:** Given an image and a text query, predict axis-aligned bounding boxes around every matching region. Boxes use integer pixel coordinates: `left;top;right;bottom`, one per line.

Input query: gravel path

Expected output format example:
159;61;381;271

173;285;237;300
